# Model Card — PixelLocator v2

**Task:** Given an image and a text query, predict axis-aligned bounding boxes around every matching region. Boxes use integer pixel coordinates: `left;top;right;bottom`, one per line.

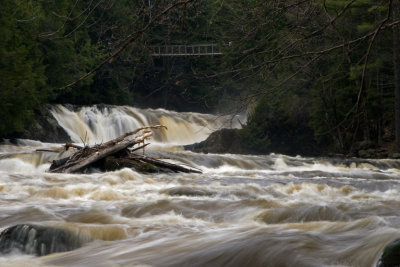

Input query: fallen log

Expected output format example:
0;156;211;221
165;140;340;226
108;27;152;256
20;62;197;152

49;157;70;171
49;131;154;173
104;156;162;173
102;125;166;146
64;142;83;150
36;149;60;153
48;125;201;174
128;154;202;173
63;132;154;173
104;154;201;173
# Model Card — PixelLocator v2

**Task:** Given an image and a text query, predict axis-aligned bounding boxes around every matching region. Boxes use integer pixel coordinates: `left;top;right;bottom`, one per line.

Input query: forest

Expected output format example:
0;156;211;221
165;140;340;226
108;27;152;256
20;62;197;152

1;0;400;156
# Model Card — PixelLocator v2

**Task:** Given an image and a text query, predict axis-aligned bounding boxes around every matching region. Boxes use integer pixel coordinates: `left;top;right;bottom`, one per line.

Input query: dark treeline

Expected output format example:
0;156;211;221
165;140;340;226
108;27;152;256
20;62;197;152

1;0;399;156
223;0;400;156
0;0;223;134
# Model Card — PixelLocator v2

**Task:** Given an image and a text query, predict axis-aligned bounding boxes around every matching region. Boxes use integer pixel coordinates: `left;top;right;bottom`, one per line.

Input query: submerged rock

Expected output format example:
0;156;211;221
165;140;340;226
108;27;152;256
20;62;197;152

377;238;400;267
0;224;88;256
161;186;216;197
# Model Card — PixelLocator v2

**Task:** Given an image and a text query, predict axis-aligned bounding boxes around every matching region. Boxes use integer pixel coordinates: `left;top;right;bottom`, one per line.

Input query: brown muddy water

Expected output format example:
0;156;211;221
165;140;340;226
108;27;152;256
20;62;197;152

0;105;400;267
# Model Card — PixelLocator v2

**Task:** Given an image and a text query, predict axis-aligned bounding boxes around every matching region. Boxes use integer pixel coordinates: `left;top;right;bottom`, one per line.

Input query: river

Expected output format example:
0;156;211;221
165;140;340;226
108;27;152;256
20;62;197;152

1;105;400;267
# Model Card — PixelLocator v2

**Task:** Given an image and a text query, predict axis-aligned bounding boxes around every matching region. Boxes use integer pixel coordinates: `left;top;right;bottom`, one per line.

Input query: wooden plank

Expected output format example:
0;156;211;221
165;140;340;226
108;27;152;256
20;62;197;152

150;44;222;56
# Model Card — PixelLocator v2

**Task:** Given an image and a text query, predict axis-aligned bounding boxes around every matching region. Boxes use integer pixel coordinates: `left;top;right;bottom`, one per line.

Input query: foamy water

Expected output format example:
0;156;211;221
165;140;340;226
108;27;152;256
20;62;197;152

1;105;400;266
50;105;243;147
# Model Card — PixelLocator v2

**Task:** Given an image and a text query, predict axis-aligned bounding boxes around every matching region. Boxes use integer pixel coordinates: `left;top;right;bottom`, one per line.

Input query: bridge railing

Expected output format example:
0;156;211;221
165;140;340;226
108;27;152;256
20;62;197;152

149;44;222;56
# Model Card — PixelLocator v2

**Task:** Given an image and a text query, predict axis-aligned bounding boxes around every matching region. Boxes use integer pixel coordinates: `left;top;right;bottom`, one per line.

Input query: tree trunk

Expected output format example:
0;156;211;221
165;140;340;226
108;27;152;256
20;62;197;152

393;0;400;151
60;139;142;173
128;154;202;173
49;131;154;173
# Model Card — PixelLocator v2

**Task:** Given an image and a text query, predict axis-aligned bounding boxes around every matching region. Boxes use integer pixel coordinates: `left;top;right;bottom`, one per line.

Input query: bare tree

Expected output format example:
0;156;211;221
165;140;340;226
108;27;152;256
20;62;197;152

393;0;400;151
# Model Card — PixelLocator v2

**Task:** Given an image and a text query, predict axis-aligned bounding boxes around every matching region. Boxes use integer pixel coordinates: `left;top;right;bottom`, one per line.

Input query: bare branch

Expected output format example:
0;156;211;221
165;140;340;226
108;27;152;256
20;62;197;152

58;0;196;91
356;0;392;112
102;125;167;146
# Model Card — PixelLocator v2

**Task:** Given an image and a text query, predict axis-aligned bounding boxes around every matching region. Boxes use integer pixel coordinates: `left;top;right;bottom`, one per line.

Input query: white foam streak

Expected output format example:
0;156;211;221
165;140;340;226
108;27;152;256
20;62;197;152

0;255;44;267
0;158;50;173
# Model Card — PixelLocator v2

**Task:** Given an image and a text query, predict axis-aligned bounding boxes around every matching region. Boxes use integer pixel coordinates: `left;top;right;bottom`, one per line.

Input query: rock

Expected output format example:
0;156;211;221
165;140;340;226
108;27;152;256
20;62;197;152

377;238;400;267
358;140;376;150
161;186;216;197
358;149;375;158
184;127;321;156
0;224;88;256
358;148;390;159
184;128;243;154
391;153;400;159
16;105;71;143
376;151;390;158
327;153;346;158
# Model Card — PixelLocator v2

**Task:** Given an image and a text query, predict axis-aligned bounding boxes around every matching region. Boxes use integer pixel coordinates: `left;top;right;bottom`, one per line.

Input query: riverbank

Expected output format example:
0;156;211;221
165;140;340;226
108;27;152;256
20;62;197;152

184;128;400;159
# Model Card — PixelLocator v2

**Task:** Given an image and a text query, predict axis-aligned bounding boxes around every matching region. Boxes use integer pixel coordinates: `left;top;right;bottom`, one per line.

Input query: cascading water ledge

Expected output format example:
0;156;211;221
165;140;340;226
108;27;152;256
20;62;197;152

50;104;243;148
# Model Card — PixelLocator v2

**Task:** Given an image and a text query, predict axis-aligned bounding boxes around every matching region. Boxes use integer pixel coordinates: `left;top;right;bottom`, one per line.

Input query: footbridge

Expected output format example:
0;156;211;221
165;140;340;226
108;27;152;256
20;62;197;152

150;44;222;56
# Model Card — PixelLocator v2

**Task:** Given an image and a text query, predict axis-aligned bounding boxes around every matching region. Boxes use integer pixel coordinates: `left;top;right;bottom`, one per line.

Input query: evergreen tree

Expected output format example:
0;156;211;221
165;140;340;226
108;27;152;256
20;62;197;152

0;0;46;136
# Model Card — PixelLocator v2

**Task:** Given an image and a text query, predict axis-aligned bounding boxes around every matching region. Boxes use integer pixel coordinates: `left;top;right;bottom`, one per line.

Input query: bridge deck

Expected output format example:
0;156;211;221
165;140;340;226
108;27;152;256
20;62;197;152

150;44;222;56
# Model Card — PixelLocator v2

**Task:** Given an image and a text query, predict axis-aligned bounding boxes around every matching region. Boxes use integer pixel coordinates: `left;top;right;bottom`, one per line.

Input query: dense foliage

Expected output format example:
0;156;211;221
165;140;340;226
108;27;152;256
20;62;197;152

1;0;399;155
212;0;400;154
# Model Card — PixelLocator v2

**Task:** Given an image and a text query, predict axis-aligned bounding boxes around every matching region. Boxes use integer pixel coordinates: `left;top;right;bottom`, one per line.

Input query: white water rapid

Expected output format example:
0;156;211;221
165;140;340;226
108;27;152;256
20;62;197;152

1;105;400;267
50;105;243;149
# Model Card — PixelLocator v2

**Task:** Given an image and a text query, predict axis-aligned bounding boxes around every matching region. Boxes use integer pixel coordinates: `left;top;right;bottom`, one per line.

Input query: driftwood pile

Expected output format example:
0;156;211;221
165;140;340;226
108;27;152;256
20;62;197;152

47;125;201;174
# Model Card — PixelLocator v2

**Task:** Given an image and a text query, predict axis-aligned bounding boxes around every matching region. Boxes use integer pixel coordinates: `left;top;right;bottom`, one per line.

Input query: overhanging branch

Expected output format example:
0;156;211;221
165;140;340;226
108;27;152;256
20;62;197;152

58;0;195;91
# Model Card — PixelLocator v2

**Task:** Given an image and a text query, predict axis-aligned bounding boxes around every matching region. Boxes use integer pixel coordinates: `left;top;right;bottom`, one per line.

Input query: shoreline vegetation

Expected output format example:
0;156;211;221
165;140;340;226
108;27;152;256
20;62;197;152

185;128;400;159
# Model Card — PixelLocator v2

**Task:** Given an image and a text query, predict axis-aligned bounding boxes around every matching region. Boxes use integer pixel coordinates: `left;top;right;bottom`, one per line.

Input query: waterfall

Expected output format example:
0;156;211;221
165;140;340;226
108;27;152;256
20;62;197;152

50;105;244;147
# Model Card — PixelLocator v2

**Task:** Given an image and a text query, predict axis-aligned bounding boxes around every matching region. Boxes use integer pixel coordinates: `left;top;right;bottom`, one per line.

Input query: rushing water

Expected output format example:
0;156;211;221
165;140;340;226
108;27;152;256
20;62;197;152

1;105;400;267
